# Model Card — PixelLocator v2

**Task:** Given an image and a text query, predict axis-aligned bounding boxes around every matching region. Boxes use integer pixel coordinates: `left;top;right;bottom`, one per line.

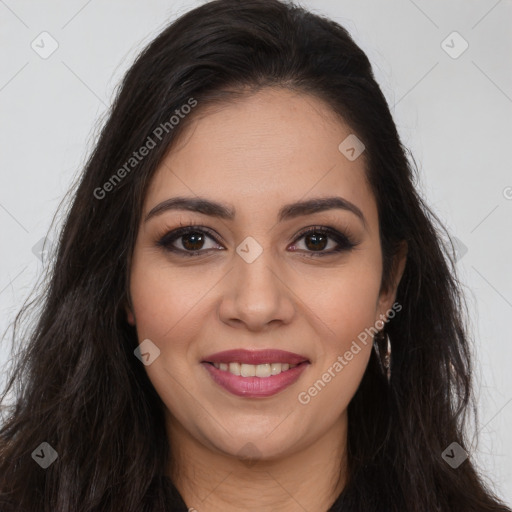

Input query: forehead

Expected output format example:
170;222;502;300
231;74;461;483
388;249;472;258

144;88;376;226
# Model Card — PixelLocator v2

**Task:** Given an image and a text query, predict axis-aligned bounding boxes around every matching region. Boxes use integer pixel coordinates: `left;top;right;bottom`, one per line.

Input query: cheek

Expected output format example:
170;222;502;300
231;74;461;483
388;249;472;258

129;260;209;403
299;260;382;343
129;255;209;343
296;269;378;415
128;252;232;411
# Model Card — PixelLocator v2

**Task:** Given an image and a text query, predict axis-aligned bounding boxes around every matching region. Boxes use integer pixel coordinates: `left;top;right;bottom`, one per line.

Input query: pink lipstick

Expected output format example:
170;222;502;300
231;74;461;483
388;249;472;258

201;349;310;398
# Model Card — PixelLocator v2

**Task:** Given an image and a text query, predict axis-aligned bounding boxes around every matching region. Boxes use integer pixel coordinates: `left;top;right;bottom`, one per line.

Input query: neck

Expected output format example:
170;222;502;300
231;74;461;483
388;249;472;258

166;412;348;512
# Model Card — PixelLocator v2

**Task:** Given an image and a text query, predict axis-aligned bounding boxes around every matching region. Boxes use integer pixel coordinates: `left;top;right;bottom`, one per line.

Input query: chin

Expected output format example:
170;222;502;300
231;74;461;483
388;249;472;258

204;430;289;460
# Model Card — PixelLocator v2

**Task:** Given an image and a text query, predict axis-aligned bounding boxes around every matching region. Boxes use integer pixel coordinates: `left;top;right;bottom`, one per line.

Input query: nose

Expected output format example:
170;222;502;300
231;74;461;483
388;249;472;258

217;245;296;332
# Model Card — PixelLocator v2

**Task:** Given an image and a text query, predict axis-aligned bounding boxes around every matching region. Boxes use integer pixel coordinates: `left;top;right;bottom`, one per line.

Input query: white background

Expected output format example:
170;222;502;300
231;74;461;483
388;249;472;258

1;0;511;504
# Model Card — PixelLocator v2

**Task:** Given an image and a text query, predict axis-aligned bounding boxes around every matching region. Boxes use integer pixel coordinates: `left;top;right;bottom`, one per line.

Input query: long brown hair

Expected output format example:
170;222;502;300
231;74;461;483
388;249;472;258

1;1;510;510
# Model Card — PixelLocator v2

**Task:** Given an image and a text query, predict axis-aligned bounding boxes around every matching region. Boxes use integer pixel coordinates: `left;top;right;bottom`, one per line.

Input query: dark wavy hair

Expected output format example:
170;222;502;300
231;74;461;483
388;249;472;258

0;0;509;511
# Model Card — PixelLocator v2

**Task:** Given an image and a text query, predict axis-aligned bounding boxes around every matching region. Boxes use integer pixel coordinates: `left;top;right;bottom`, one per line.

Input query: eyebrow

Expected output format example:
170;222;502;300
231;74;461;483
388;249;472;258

144;195;367;228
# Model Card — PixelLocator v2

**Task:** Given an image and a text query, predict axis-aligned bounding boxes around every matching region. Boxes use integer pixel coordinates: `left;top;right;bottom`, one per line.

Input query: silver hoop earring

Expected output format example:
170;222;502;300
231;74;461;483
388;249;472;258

373;330;391;381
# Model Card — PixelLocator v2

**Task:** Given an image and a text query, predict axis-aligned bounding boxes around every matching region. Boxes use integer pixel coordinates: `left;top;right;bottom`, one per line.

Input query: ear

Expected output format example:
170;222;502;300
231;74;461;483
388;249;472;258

376;240;408;320
124;298;136;326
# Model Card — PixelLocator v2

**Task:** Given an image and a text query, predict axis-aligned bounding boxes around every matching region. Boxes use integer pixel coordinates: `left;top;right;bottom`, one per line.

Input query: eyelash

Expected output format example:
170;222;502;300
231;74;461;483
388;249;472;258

156;222;359;258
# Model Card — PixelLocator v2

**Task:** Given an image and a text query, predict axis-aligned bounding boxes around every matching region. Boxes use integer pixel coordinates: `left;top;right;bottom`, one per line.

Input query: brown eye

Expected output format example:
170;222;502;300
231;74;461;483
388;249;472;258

180;231;207;251
157;225;358;258
157;226;223;256
290;226;358;257
303;231;329;251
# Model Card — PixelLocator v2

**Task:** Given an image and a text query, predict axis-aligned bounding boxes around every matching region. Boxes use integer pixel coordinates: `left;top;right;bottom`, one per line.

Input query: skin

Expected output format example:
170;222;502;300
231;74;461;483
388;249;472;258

126;87;407;512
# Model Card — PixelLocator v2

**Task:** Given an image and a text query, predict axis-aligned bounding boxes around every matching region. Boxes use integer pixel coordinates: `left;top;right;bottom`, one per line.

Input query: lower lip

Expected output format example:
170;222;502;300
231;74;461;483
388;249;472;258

201;362;309;398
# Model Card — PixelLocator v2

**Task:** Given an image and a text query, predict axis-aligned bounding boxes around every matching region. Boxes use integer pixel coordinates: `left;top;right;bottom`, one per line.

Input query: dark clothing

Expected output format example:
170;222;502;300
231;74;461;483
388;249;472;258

163;476;351;511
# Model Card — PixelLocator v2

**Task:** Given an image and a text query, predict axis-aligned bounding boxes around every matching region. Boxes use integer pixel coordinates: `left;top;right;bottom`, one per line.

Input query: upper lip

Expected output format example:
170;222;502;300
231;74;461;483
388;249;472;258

202;349;309;365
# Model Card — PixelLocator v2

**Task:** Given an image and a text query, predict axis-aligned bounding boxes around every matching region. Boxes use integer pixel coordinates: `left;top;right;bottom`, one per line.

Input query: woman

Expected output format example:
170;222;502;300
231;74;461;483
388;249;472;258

0;0;509;511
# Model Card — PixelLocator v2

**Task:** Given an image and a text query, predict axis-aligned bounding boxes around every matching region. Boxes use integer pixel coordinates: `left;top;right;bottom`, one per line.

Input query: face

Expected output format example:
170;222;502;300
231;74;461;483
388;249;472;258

126;87;405;464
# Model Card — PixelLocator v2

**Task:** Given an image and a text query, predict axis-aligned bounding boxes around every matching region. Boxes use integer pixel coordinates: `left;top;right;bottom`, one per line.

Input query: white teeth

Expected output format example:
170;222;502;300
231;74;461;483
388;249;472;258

256;363;271;378
271;363;281;375
229;362;241;375
211;362;299;377
240;364;256;377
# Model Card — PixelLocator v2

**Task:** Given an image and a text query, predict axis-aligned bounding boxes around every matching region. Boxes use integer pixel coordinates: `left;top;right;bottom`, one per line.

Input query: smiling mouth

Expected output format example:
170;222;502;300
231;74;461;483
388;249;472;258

201;359;310;398
201;349;310;396
205;361;306;378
